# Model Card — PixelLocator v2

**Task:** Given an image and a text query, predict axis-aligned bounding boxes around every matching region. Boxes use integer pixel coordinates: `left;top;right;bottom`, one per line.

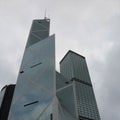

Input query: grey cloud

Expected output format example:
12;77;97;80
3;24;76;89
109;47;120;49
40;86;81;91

98;43;120;120
0;0;120;119
88;14;120;120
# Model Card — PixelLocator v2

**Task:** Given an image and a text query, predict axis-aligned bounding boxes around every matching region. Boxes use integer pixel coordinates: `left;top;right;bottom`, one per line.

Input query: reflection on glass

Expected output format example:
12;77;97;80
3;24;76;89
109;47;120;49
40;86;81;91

8;34;55;120
57;85;76;117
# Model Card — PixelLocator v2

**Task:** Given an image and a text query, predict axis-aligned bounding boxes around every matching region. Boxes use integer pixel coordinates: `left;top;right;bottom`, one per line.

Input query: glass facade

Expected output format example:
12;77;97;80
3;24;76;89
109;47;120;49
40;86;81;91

57;84;76;117
56;71;77;120
59;51;100;120
8;19;55;120
75;81;100;120
26;19;50;48
3;18;101;120
56;71;71;90
60;51;91;85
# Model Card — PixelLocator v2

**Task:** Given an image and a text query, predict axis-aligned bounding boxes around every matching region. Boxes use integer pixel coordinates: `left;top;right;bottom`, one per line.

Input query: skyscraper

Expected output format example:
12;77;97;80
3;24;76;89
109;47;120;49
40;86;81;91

0;18;100;120
57;50;100;120
8;18;56;120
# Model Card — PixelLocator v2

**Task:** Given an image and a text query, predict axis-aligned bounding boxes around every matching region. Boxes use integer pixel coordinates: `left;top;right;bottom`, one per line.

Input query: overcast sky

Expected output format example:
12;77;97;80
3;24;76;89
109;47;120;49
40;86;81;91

0;0;120;119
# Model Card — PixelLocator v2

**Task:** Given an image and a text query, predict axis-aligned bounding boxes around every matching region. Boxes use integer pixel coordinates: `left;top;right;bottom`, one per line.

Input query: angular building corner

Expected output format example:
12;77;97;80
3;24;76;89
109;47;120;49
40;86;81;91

0;18;101;120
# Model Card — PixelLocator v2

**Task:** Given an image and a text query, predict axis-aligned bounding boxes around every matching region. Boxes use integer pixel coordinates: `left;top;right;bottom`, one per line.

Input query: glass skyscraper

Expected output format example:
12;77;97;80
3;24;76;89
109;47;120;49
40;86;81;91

57;51;100;120
2;18;100;120
8;18;56;120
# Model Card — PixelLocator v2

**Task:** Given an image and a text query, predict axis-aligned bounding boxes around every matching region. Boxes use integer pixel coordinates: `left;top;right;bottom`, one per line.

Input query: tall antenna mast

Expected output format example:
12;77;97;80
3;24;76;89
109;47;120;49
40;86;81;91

44;9;47;19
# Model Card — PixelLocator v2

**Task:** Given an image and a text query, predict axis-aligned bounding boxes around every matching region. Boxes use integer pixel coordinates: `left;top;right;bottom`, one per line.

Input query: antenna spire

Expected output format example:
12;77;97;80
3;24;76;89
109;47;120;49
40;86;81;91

44;9;47;19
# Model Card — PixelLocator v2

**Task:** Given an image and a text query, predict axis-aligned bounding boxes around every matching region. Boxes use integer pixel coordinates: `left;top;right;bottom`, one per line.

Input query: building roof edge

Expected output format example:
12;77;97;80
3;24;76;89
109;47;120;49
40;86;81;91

60;50;85;64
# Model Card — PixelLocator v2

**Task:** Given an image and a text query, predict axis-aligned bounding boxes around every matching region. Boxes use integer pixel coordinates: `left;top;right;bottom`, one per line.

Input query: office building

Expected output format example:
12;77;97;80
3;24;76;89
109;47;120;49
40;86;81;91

8;18;55;120
0;18;100;120
0;85;15;120
57;50;100;120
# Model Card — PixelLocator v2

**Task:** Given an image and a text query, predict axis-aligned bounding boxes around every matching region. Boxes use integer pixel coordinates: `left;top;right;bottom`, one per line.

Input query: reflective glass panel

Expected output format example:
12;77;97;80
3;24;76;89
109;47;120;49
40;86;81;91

8;34;55;120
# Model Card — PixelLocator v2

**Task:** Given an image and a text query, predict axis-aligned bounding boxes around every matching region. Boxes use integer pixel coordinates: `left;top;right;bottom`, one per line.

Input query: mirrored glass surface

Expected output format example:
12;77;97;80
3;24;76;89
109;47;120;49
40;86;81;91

56;71;71;90
57;85;76;118
8;35;55;120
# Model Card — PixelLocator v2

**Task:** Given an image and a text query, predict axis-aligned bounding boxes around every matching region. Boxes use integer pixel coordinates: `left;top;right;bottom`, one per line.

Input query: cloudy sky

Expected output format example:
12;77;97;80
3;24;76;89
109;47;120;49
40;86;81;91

0;0;120;119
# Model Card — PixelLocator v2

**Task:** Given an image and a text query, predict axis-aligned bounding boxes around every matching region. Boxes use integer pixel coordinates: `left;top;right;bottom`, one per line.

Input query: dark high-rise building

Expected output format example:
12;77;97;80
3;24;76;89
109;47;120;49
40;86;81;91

0;18;100;120
0;85;15;120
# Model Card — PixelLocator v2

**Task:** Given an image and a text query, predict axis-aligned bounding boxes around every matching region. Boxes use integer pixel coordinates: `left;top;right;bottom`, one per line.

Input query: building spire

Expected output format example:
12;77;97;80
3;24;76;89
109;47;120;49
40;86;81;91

44;9;50;21
44;9;47;19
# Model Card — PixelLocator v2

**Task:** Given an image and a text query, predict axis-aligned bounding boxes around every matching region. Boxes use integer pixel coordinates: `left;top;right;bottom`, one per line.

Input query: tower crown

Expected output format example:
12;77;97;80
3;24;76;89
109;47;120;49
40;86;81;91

26;18;50;48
